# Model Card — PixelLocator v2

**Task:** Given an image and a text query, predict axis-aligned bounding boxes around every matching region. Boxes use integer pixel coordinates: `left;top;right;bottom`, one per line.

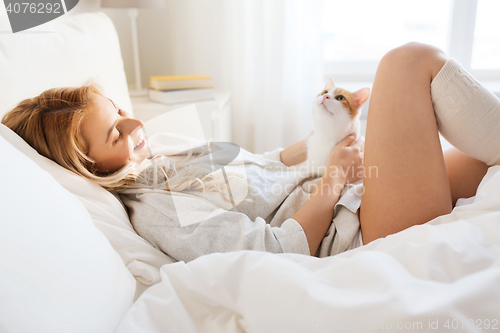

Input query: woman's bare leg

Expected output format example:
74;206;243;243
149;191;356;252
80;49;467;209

444;147;488;207
360;42;452;244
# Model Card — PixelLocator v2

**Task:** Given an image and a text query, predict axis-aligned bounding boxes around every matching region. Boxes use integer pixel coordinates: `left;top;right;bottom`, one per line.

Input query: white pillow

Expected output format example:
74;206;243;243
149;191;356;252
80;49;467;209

0;134;135;333
0;125;174;295
0;11;133;118
0;10;174;294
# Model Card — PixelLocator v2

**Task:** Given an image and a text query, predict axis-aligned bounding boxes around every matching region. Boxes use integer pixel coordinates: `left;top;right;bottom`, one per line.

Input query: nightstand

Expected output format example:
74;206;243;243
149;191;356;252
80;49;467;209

131;91;232;142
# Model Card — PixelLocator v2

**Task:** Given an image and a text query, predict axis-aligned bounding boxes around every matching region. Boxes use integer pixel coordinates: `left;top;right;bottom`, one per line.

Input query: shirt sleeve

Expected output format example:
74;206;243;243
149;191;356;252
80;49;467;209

254;147;285;163
121;191;310;263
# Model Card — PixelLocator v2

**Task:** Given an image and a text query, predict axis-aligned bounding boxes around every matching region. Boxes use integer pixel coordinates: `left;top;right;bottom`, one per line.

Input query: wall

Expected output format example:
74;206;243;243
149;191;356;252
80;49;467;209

73;0;230;93
139;0;231;90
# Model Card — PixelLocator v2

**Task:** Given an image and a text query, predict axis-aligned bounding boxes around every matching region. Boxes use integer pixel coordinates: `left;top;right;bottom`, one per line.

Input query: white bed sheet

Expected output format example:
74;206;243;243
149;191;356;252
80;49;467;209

116;166;500;333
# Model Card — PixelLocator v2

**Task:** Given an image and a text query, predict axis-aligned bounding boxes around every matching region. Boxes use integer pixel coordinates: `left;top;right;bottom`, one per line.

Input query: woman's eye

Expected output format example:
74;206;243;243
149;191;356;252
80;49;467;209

117;109;123;116
336;95;345;101
113;130;122;144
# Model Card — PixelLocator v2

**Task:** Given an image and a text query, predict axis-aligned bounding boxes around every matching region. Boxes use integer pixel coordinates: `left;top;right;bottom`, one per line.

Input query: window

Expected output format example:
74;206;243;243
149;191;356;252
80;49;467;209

323;0;500;82
471;0;500;70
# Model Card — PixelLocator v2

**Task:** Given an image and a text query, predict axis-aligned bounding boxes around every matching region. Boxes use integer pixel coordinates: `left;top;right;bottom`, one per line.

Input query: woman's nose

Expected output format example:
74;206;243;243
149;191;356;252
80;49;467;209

121;117;144;135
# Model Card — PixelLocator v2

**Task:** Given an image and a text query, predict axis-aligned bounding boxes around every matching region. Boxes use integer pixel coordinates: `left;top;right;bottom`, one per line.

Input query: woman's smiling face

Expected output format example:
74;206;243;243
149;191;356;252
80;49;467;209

81;93;149;173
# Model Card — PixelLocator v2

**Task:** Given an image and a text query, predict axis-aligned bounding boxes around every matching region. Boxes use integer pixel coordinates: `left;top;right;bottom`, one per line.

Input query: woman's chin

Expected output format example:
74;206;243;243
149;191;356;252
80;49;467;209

131;147;150;166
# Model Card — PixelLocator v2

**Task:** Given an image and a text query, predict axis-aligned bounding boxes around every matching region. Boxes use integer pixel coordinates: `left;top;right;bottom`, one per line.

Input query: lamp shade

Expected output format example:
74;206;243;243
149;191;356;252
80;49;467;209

101;0;165;9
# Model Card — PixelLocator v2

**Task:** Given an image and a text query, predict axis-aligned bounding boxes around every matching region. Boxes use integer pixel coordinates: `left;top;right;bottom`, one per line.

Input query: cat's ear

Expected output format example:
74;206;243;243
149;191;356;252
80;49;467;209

353;87;370;110
324;78;335;91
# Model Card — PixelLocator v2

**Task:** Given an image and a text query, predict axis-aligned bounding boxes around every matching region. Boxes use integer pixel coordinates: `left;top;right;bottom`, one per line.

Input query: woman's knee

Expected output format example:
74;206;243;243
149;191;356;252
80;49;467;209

378;42;448;80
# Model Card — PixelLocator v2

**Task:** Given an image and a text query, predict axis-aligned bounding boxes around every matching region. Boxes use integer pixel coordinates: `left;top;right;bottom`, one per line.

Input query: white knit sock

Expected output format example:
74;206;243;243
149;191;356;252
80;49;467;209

431;59;500;166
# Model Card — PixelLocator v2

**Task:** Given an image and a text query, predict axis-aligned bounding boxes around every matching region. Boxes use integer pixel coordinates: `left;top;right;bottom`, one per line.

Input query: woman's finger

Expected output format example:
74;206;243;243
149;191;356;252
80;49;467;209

339;133;357;147
351;135;365;151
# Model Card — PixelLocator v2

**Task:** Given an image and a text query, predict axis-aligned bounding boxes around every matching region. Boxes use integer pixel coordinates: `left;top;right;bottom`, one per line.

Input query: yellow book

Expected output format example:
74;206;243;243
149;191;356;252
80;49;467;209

149;75;213;91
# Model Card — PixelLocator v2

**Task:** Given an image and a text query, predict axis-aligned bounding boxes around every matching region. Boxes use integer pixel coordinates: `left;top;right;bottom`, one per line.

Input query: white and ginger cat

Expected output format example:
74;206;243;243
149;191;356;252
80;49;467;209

303;78;370;176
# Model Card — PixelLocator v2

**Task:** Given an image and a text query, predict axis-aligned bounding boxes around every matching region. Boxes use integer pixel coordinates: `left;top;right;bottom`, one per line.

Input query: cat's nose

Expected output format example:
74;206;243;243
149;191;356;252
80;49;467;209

323;95;330;101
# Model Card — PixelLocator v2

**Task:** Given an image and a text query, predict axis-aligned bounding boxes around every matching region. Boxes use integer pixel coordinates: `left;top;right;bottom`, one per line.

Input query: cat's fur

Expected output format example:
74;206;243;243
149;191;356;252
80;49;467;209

301;78;370;176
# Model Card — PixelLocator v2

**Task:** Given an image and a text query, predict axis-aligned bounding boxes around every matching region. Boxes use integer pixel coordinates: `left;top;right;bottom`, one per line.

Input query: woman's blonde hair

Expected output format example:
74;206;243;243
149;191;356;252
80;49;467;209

1;85;251;203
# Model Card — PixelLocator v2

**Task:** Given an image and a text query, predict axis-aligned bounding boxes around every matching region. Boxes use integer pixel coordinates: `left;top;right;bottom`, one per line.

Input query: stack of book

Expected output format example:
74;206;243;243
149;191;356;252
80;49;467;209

148;75;215;105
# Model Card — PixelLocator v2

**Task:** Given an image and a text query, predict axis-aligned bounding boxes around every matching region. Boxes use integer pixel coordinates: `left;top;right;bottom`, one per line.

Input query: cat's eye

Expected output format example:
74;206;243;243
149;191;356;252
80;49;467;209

336;95;345;101
321;90;328;95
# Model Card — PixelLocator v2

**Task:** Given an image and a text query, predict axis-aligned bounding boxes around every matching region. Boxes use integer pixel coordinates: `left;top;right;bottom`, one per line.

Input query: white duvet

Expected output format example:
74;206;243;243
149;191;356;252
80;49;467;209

116;166;500;333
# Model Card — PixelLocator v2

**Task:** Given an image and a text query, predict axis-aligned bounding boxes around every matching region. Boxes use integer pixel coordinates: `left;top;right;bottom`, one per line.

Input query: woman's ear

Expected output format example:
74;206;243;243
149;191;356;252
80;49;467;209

325;78;335;91
353;87;370;110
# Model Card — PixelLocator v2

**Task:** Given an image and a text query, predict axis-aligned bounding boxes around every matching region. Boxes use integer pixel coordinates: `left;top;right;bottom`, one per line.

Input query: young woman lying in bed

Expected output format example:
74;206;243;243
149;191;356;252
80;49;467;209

3;42;496;262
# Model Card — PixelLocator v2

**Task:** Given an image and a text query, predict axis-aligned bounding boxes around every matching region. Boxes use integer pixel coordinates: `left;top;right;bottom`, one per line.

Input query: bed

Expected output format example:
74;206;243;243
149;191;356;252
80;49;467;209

1;10;499;333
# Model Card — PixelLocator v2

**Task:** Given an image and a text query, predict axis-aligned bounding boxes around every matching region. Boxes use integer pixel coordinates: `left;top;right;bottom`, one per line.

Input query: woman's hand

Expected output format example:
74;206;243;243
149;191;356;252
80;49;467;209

292;133;364;255
280;131;313;166
324;134;365;185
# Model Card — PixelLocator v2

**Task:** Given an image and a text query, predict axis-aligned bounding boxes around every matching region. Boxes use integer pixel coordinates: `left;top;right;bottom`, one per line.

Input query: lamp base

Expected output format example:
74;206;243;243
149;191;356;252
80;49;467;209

129;8;143;92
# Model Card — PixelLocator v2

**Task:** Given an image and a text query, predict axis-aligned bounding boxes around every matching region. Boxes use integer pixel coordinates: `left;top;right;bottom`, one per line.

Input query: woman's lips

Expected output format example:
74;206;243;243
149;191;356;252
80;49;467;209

134;137;145;150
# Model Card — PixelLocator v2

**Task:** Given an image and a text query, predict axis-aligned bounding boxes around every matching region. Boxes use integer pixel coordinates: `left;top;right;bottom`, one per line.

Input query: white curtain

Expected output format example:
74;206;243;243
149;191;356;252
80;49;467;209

156;0;325;153
226;0;325;153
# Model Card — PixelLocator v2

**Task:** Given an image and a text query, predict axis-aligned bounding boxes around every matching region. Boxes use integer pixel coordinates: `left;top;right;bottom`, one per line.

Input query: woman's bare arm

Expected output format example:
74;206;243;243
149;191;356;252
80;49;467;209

293;134;364;255
280;132;312;166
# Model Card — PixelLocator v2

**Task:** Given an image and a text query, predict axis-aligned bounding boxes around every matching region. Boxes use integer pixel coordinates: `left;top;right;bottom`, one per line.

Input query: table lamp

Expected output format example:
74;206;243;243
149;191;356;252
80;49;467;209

101;0;165;95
